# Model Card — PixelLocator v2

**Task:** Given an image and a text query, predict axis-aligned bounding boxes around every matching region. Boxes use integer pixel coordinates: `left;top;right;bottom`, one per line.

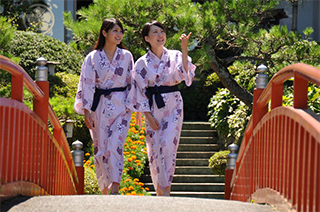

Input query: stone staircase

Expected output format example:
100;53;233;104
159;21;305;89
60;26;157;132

140;122;225;198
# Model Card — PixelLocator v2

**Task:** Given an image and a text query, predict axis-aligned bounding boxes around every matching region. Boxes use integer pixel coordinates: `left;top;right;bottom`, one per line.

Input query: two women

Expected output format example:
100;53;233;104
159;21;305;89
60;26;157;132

75;19;196;196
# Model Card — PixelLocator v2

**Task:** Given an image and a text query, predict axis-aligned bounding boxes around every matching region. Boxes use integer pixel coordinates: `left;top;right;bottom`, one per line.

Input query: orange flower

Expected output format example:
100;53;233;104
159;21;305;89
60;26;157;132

135;160;141;163
132;156;137;160
128;186;134;190
85;153;90;156
138;182;144;186
131;191;137;195
130;146;137;150
145;187;150;191
90;165;95;168
130;151;135;154
127;158;133;162
128;167;133;170
137;163;141;166
133;178;139;182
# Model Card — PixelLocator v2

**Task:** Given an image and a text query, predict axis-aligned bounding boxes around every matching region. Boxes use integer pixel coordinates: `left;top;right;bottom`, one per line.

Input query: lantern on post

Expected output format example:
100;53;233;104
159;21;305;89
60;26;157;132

35;57;48;81
71;140;84;194
47;61;60;76
255;64;268;89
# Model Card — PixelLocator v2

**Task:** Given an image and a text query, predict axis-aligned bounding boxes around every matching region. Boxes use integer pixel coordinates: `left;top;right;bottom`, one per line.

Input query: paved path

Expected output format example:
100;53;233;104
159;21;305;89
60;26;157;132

1;195;278;212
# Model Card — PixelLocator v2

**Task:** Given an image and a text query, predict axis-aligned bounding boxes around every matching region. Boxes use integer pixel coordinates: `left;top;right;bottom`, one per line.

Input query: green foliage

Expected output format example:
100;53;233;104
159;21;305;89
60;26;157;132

0;16;20;83
63;0;200;60
84;164;101;194
208;150;230;177
7;30;84;77
208;88;251;146
0;16;15;50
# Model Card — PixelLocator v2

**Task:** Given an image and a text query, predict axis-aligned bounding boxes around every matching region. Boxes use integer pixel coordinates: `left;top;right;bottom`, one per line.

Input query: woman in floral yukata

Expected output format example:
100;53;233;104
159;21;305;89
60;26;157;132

127;21;196;196
74;18;134;195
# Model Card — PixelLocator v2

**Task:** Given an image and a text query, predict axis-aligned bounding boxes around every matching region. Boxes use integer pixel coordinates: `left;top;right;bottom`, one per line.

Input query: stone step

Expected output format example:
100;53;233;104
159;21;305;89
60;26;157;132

175;166;213;175
176;158;209;166
179;137;219;144
148;191;225;199
178;144;219;151
145;183;225;192
140;174;224;184
182;122;214;131
143;166;213;175
177;151;216;159
181;130;217;137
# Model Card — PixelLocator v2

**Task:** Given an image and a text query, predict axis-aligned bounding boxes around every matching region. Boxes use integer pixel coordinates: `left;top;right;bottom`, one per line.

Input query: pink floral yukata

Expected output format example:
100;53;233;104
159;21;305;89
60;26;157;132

127;47;196;191
74;47;134;191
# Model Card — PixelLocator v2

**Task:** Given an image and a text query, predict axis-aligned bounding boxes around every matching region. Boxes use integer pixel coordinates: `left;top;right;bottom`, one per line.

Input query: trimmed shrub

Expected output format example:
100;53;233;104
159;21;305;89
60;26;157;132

7;30;84;77
208;150;230;177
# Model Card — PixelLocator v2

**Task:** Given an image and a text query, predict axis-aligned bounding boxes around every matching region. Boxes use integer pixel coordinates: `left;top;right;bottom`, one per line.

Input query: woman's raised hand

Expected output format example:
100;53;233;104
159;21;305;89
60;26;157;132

180;32;191;52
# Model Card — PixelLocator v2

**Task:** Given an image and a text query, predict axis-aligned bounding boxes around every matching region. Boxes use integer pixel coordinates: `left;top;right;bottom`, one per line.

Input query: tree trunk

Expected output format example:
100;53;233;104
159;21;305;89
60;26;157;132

207;47;253;109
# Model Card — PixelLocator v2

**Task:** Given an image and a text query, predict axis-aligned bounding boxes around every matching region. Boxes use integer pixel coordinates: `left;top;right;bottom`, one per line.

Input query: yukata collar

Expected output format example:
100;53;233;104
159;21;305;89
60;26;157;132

100;47;122;66
147;47;168;64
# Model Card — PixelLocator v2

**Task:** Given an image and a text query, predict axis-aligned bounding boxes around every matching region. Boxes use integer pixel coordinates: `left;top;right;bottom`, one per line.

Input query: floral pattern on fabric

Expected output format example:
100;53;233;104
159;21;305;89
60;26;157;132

74;47;134;191
127;47;196;191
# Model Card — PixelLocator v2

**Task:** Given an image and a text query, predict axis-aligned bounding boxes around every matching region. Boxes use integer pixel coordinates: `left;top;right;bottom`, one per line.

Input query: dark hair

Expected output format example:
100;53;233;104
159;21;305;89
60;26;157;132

94;18;126;50
142;21;166;48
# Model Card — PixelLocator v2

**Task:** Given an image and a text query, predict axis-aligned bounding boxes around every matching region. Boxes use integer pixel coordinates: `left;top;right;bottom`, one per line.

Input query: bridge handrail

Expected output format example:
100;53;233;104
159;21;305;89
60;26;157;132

257;63;320;108
229;63;320;211
0;55;44;101
0;55;82;199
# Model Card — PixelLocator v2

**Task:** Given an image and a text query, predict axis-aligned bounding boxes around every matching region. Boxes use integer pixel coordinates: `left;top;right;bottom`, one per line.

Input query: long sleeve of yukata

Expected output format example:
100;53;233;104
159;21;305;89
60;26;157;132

126;47;196;191
74;48;134;191
126;47;196;112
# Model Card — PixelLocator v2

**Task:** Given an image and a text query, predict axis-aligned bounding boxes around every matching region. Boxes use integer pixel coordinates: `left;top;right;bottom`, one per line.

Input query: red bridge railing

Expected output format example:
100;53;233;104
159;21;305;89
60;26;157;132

225;63;320;211
0;55;83;201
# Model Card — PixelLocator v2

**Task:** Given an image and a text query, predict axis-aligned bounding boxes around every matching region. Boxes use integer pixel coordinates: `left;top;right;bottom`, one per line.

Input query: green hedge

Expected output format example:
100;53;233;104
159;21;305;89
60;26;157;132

7;30;84;77
208;150;230;177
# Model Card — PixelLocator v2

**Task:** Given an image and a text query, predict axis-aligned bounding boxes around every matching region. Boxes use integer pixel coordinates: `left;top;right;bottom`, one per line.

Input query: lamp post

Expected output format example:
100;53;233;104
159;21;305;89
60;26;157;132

225;143;239;199
71;140;84;194
255;64;268;89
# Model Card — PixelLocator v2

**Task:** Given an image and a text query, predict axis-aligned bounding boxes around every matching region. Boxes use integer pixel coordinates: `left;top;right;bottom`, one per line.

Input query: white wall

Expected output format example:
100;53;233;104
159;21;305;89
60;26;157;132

278;0;320;42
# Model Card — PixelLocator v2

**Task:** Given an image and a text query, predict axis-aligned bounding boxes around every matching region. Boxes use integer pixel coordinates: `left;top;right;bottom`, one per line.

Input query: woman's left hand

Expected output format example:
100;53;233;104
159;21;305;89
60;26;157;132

180;32;191;52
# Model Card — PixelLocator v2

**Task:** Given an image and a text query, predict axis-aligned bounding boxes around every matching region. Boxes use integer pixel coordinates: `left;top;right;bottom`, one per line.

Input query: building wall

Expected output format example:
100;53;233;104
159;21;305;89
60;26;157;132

32;0;76;42
278;0;320;42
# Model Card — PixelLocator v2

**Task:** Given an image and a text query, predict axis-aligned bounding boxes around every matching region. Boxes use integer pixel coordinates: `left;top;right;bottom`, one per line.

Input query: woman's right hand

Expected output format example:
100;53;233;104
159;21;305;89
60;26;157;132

144;112;160;130
84;109;95;129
